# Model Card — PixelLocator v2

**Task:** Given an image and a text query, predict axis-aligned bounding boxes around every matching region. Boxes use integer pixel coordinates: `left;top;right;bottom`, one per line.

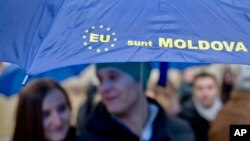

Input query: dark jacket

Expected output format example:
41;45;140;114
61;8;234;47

77;100;194;141
65;127;76;141
178;100;210;141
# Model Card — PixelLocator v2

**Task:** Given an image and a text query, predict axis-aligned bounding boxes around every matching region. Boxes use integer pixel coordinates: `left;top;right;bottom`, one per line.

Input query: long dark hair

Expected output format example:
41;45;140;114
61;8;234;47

221;68;235;103
12;79;71;141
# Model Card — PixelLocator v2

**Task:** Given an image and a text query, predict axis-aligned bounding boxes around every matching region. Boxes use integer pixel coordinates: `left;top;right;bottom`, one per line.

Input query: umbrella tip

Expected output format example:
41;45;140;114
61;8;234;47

22;74;29;86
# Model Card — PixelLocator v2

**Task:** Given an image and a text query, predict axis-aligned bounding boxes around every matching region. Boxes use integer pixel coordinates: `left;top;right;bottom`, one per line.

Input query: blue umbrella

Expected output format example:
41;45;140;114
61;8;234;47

0;0;250;77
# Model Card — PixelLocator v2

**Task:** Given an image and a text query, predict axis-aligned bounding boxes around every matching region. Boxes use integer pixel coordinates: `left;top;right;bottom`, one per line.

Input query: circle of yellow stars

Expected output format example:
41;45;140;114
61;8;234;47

82;25;117;53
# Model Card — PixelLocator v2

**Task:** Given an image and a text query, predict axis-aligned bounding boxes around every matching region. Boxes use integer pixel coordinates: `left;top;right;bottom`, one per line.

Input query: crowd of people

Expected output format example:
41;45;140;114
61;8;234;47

0;62;250;141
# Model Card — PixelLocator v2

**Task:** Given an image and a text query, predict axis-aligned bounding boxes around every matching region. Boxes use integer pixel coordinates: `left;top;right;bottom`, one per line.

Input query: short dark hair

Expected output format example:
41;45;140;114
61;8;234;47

193;72;218;86
13;79;71;141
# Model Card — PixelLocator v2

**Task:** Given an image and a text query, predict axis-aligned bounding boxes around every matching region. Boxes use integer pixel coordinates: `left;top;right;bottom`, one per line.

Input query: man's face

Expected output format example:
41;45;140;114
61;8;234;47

193;77;219;108
97;67;141;115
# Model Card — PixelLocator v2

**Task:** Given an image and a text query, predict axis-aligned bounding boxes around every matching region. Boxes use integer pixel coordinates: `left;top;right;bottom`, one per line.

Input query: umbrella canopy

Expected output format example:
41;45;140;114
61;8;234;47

1;0;250;75
0;64;88;96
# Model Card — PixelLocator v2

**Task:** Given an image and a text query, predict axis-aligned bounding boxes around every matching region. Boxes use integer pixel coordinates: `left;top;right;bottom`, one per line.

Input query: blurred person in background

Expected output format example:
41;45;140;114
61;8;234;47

209;65;250;141
153;82;181;116
78;62;194;141
177;68;195;105
76;83;99;136
220;68;236;103
12;79;75;141
179;72;222;141
146;62;181;116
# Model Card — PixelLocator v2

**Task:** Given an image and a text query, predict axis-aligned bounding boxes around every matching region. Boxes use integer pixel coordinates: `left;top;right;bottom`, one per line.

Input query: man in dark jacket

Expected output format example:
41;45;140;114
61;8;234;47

78;62;194;141
179;72;222;141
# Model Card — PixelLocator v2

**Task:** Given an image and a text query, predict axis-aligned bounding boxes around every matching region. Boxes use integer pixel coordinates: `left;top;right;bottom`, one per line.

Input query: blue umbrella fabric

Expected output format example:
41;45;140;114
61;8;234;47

169;62;209;70
0;0;250;75
0;64;88;96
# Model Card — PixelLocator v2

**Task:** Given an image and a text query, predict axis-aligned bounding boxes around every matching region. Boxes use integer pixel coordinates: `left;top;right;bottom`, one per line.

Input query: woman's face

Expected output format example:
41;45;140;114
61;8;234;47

97;67;141;115
42;89;71;141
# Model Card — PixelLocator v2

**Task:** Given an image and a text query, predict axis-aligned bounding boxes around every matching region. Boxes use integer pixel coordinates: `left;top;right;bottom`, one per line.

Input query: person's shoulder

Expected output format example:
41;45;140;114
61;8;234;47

182;99;195;110
178;100;196;119
152;101;195;141
168;117;195;141
76;130;104;141
168;117;193;133
65;127;76;141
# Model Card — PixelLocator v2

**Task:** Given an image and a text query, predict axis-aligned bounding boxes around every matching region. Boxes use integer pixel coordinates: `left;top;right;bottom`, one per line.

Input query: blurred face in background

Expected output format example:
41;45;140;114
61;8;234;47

182;68;195;84
193;76;219;108
42;89;71;141
223;69;235;85
97;67;141;115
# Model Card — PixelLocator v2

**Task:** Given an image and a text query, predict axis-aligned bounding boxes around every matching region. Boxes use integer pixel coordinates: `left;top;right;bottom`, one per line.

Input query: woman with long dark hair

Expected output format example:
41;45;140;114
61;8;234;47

12;79;75;141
